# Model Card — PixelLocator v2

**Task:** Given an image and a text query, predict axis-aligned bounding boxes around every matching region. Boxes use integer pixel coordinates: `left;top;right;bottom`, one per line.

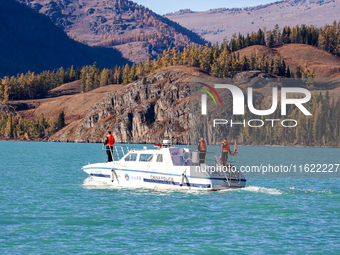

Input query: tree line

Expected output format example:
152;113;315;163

94;31;190;52
0;43;314;98
0;111;65;140
228;21;340;56
77;44;313;92
0;67;81;102
92;0;207;49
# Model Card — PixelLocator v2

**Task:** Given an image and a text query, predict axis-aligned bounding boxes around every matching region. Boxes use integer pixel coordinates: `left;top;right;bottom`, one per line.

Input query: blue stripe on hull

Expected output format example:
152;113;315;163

143;178;211;188
89;173;245;184
89;174;211;188
90;173;111;178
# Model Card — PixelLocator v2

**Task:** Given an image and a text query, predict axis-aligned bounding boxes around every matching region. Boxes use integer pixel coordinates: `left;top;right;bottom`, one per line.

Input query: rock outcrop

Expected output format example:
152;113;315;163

0;103;17;116
48;67;282;145
49;66;208;144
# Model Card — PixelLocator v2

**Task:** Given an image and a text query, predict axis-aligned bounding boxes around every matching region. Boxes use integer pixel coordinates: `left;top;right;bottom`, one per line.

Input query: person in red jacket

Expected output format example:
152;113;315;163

104;131;114;162
198;137;207;164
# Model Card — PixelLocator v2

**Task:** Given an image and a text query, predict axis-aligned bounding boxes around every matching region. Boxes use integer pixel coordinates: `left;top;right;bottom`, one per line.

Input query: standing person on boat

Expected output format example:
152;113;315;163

198;137;207;164
221;139;231;166
104;131;115;162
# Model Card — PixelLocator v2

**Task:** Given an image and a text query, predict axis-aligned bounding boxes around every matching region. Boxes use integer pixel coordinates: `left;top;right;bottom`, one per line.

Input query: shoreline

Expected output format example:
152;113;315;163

0;139;339;148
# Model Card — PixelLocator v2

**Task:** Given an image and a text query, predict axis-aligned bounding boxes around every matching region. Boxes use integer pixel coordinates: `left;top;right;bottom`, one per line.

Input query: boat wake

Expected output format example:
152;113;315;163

287;187;337;195
82;176;115;190
238;186;283;195
233;186;338;196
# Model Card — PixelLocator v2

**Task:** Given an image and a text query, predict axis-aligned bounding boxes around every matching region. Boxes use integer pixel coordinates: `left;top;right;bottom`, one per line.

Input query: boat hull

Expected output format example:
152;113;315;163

82;163;246;191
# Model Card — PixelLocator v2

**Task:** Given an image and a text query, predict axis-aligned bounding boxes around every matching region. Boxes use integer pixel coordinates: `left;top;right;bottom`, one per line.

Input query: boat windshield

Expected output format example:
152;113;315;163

139;154;153;162
125;153;137;161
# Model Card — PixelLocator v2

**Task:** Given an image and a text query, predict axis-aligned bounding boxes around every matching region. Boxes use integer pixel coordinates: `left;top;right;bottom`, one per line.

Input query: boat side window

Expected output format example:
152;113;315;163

156;154;163;162
139;154;153;162
125;153;137;161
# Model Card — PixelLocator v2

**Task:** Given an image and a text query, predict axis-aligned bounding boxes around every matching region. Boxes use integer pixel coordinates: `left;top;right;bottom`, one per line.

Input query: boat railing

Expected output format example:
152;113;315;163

207;153;243;186
215;154;236;166
103;145;130;161
218;162;244;187
179;150;218;166
200;161;243;186
183;151;234;166
198;152;236;166
205;152;218;166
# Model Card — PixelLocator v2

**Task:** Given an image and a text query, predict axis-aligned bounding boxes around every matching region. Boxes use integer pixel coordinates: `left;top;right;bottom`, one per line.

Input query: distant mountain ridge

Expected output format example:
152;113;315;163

18;0;208;63
0;0;128;78
165;0;340;43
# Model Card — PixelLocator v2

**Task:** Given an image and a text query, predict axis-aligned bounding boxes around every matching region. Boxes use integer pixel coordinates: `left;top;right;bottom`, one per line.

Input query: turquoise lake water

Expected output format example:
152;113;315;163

1;141;339;254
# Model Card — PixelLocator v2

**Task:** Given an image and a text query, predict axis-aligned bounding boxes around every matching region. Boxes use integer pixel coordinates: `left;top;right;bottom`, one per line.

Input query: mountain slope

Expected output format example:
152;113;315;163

234;44;340;78
18;0;208;63
8;63;340;146
0;0;128;78
165;0;340;43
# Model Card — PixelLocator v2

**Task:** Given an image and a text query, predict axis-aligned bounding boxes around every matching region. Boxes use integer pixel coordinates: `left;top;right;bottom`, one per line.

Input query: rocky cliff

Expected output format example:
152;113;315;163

48;66;278;145
49;66;209;144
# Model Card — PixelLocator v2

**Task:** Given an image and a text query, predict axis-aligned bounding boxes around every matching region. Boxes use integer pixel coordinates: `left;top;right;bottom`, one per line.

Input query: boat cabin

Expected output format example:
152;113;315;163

121;147;199;167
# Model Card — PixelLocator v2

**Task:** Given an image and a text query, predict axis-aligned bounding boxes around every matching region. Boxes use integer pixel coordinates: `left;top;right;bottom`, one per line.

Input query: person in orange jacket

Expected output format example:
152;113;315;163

198;137;207;164
104;131;114;162
221;139;231;166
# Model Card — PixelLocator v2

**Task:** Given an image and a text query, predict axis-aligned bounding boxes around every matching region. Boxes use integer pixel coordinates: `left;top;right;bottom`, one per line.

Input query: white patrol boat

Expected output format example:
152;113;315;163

82;140;246;191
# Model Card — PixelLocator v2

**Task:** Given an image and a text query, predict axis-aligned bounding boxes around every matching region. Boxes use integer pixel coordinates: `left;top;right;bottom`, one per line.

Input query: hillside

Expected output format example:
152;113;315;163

18;0;208;63
0;0;128;78
234;44;340;78
10;82;124;125
4;63;340;147
7;66;205;143
165;0;340;43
